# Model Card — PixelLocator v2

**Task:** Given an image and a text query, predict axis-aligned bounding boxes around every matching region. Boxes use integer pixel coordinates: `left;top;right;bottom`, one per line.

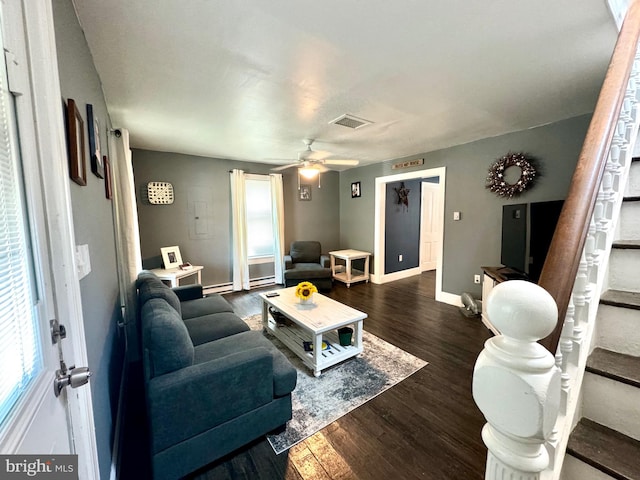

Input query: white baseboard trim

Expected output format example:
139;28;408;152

435;291;463;307
203;276;276;295
370;267;421;284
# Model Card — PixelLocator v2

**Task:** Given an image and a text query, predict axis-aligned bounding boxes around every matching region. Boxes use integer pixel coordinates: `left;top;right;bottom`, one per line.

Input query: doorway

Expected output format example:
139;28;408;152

373;167;447;303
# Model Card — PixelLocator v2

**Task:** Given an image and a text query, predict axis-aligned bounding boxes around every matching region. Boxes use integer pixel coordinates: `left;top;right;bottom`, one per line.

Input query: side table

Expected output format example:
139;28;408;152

150;265;203;287
329;250;371;288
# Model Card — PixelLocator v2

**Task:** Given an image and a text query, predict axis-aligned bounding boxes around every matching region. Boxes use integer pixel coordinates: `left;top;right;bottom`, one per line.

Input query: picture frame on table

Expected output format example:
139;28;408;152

86;104;104;178
351;181;361;198
299;184;311;201
161;246;183;269
66;98;87;186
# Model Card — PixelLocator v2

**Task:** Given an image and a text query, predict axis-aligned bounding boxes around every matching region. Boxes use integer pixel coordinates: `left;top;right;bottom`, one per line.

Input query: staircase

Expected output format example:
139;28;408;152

562;158;640;480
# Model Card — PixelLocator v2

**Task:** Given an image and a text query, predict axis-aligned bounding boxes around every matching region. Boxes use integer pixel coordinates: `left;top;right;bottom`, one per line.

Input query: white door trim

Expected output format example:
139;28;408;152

19;1;100;477
372;167;451;304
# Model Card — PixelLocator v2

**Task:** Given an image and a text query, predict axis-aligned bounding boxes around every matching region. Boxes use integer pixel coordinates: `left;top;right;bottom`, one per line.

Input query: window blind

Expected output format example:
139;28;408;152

0;47;42;426
245;176;274;258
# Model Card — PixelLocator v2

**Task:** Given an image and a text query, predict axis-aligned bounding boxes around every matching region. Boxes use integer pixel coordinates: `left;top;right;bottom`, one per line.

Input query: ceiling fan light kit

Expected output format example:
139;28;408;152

299;167;319;179
272;139;360;176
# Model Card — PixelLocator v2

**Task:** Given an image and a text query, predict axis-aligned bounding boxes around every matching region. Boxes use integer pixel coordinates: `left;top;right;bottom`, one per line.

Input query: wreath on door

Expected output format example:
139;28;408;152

486;152;537;198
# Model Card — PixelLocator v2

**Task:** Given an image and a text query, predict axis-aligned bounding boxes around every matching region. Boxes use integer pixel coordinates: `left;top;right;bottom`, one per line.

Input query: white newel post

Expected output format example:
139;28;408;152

472;280;561;480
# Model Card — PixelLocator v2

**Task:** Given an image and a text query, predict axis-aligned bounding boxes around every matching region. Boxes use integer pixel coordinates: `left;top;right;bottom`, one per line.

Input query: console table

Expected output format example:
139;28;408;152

150;265;203;287
329;249;371;288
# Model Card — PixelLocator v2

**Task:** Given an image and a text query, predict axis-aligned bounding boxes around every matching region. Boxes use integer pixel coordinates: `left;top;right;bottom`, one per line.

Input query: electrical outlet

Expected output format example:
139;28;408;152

474;274;481;284
398;254;403;262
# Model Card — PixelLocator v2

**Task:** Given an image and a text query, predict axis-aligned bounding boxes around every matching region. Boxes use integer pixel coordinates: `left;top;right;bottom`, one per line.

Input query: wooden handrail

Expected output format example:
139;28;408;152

539;0;640;352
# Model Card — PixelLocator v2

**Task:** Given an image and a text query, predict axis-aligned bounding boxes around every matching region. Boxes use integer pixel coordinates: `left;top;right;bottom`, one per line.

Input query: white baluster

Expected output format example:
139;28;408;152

473;281;560;480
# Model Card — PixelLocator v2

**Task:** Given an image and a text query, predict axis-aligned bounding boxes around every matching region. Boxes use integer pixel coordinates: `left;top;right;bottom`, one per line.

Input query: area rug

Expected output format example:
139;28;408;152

243;314;428;454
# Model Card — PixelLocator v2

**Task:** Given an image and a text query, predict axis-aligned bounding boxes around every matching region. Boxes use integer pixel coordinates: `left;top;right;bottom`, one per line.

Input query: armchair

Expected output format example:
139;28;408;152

283;241;333;290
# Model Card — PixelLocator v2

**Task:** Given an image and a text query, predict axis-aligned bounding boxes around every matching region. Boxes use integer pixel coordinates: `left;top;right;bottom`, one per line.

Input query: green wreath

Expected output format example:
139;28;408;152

486;152;537;198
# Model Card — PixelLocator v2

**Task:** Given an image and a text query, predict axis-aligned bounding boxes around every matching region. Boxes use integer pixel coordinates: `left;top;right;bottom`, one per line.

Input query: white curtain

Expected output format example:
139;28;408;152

270;173;285;284
109;129;142;360
230;169;250;290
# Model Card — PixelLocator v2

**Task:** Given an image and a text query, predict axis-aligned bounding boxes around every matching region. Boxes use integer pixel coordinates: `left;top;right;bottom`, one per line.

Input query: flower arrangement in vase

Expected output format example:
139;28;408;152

295;281;317;304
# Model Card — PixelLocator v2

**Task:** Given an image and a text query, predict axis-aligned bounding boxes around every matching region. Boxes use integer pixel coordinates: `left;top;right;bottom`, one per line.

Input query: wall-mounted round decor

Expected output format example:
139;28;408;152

147;181;174;204
486;152;537;199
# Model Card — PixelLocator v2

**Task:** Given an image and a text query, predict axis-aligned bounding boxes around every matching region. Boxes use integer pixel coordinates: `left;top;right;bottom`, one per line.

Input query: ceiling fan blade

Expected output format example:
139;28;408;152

271;162;300;171
324;159;360;166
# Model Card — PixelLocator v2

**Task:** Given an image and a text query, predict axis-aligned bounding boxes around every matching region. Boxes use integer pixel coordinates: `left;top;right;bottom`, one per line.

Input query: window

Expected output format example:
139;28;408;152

245;175;274;260
0;59;42;426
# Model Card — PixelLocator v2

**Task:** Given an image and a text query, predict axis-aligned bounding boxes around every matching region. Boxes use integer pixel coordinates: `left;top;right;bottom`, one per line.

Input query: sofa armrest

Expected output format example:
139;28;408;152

172;284;203;302
284;255;293;270
146;347;274;454
320;254;331;268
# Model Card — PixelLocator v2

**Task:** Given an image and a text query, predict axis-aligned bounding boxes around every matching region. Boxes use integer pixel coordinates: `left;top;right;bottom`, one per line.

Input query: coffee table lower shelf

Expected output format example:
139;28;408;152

265;318;362;377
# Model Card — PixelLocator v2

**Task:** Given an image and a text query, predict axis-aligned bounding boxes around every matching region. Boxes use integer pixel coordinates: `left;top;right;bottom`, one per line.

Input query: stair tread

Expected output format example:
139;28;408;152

587;348;640;388
568;418;640;480
613;240;640;249
601;290;640;310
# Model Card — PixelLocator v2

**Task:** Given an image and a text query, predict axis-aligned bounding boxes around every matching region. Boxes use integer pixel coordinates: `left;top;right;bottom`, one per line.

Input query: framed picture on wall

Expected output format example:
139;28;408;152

351;181;361;198
299;185;311;201
161;246;183;269
103;156;112;199
86;103;104;178
66;98;87;186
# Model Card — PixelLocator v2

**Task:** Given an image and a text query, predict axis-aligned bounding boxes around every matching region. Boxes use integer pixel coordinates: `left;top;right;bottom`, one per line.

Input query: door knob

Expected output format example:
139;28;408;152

53;366;92;397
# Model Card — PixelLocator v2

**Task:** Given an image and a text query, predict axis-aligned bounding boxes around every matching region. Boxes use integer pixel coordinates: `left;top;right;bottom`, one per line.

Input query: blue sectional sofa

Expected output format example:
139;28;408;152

136;272;297;480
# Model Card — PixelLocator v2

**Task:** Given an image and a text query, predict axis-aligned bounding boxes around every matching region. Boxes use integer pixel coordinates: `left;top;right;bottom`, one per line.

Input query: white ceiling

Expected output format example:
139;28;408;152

72;1;618;169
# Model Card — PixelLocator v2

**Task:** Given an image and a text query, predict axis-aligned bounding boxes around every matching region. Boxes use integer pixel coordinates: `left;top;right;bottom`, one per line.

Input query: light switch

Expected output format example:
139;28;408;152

453;211;461;221
75;244;91;280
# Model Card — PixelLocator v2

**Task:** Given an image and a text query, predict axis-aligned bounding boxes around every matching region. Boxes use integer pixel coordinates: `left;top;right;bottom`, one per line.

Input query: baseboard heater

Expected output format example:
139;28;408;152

203;276;277;295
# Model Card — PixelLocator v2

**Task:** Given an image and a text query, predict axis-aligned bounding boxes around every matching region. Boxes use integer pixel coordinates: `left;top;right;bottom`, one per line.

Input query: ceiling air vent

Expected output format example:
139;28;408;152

329;114;373;130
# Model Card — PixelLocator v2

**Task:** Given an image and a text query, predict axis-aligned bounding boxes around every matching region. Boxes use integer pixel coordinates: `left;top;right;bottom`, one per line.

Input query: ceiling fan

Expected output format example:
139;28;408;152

271;139;359;179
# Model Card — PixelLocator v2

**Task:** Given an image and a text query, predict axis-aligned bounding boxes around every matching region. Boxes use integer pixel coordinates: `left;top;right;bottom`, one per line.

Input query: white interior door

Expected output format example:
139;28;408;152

420;182;442;272
0;1;98;477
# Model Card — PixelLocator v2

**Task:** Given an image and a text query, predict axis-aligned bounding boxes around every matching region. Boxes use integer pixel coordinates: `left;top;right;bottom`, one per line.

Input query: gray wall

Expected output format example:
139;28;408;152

339;114;591;297
132;149;340;286
53;2;121;479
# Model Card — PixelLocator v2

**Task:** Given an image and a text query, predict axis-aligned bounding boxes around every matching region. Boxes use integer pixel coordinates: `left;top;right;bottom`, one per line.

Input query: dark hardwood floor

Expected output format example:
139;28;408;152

121;272;491;479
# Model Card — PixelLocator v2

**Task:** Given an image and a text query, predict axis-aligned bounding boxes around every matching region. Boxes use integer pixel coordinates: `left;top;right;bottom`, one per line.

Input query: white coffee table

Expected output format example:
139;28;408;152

259;287;367;377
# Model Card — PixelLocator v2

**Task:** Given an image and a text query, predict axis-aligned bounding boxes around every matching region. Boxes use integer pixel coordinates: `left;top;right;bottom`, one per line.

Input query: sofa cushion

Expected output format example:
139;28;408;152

136;270;163;288
194;331;297;397
284;264;332;280
180;293;234;320
138;276;182;316
143;298;194;378
289;241;321;263
183;312;250;345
